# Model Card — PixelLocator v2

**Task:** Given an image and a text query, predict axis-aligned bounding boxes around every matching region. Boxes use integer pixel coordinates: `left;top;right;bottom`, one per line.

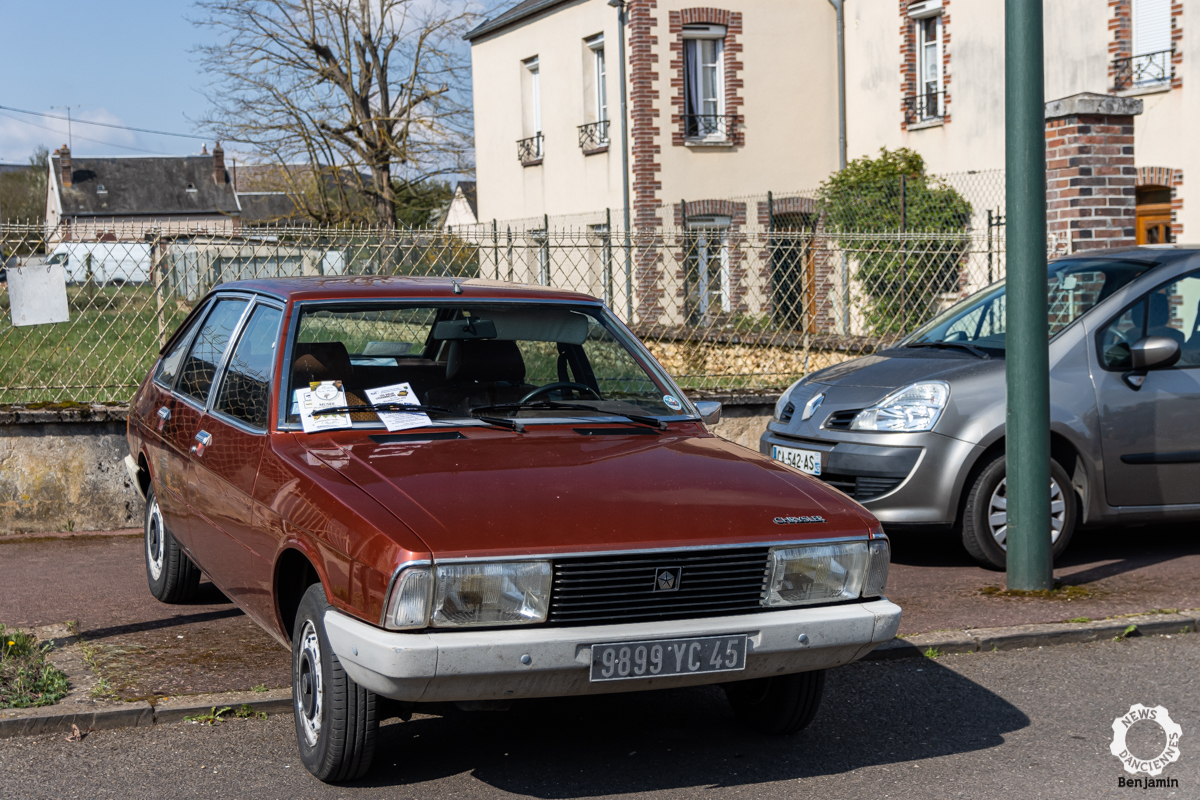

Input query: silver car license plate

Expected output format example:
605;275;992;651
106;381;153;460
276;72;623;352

772;444;822;476
589;635;748;682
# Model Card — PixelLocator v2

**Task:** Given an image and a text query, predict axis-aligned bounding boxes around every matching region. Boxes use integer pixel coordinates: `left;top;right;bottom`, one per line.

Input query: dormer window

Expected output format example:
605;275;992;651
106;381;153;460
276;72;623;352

96;185;107;194
186;182;198;192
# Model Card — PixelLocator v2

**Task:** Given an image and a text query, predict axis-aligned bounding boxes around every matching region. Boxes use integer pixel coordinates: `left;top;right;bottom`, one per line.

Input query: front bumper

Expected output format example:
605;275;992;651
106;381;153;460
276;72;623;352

324;599;901;702
760;427;983;525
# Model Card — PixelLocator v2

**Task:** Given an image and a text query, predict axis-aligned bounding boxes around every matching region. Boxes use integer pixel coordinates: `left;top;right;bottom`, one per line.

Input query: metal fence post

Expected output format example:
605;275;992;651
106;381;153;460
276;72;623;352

492;219;499;280
542;213;551;286
1005;0;1053;590
900;174;907;328
604;207;613;306
506;226;514;282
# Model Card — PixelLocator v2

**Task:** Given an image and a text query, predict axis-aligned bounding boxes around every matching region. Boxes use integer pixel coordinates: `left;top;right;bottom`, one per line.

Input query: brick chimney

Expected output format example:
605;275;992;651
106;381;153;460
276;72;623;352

57;145;72;188
212;141;226;185
1045;93;1143;252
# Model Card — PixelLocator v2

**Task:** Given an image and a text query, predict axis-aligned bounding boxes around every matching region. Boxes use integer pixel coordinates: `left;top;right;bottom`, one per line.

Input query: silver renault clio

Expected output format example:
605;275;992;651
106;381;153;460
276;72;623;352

760;246;1200;568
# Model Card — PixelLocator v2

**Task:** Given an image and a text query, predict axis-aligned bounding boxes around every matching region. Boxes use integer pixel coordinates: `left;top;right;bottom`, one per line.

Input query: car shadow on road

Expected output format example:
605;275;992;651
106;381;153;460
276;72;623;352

355;656;1028;795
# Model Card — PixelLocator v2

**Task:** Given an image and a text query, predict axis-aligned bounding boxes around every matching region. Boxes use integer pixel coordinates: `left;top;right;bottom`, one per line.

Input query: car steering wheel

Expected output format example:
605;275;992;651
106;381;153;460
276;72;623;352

520;382;603;403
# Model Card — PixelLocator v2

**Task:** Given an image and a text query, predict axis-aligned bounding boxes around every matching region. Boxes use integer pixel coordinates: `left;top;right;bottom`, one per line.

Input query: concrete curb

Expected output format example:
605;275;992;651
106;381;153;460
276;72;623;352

3;611;1197;738
866;610;1199;661
0;689;292;739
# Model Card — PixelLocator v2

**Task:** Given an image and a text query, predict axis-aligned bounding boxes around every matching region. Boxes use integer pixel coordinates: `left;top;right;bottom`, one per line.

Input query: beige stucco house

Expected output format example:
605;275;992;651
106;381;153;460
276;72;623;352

467;0;1191;244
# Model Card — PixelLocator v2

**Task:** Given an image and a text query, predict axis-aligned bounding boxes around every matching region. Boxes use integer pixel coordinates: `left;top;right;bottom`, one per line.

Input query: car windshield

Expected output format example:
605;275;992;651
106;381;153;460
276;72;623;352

903;258;1155;352
285;303;690;427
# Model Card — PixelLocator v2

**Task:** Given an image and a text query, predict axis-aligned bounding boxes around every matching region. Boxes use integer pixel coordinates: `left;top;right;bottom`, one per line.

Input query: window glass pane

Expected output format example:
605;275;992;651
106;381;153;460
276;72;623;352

596;48;608;122
1099;271;1200;370
177;299;249;404
1099;303;1142;370
155;303;208;387
215;305;282;428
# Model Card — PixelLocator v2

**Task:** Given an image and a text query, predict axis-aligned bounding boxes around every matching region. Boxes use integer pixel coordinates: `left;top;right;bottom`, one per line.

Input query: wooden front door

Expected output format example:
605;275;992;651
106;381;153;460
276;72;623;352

1136;202;1172;245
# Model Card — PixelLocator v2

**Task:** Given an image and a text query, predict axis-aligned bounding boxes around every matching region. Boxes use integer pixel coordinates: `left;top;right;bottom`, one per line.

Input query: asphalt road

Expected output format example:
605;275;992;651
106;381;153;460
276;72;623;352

2;634;1194;799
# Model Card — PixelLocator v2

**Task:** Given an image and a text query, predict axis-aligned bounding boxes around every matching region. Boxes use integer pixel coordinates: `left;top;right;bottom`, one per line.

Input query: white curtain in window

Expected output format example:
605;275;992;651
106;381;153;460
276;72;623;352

1133;0;1171;56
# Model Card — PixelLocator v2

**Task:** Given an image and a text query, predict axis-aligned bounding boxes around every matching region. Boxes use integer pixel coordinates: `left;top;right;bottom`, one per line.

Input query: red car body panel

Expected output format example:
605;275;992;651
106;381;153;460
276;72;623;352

127;277;881;646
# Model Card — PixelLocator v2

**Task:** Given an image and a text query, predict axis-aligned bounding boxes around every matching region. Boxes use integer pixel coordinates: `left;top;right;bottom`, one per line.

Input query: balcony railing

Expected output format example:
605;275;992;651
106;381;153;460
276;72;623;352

577;120;610;152
1113;49;1173;91
517;134;544;166
683;114;738;142
903;89;944;125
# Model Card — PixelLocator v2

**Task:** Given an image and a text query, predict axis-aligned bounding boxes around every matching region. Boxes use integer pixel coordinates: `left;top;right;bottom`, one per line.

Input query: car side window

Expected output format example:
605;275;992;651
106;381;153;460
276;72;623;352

177;299;250;405
1099;271;1200;370
214;304;283;429
155;304;208;388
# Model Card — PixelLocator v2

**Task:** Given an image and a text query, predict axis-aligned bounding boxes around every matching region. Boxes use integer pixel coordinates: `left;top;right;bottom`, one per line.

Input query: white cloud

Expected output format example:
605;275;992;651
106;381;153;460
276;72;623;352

0;106;197;161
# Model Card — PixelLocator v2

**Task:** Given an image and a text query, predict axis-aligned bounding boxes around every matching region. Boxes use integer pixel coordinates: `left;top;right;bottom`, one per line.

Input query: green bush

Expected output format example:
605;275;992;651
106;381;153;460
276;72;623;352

0;625;70;709
818;148;973;334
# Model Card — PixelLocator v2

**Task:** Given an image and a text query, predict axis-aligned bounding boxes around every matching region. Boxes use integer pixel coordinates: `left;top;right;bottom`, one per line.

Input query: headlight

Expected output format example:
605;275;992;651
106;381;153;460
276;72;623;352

850;381;949;432
763;542;870;606
430;561;552;627
774;378;804;420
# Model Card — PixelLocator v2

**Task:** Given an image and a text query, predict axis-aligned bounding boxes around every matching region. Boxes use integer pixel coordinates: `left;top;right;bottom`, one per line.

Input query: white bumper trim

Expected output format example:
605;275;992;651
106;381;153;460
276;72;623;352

324;599;901;702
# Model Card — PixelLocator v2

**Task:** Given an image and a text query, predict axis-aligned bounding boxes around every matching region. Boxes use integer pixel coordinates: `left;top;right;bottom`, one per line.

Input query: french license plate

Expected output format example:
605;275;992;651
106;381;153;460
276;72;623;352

589;635;747;682
772;445;822;476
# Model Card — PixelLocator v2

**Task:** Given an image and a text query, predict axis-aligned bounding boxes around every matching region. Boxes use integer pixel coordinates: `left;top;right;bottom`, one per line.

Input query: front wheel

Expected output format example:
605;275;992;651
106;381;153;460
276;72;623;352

144;486;201;603
293;583;379;783
960;455;1077;570
723;670;825;735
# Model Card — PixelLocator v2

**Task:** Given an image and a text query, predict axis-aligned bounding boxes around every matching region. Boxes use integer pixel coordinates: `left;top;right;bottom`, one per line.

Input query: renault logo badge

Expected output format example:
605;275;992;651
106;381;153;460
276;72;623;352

801;393;825;421
654;567;681;592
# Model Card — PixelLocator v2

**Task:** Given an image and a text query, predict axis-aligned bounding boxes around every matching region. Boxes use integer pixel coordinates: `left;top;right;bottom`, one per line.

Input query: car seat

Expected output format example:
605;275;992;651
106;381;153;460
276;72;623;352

424;339;534;414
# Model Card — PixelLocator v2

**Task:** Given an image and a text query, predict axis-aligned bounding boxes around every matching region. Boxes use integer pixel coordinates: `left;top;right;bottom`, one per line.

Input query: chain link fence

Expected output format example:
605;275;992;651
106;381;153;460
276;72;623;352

1;170;1019;404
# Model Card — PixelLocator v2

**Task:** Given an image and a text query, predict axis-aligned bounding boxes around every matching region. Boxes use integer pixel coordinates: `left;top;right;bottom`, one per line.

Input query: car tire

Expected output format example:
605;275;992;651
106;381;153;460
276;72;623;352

723;670;826;735
961;455;1077;570
292;583;379;783
144;486;201;603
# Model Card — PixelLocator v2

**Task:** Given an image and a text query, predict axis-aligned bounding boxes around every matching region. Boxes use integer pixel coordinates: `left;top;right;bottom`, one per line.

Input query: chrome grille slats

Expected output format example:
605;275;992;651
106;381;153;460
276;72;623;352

547;547;771;625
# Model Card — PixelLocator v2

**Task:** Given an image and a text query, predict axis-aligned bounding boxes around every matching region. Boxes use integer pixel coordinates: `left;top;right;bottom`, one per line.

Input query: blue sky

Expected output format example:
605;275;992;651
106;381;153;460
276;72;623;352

0;1;228;162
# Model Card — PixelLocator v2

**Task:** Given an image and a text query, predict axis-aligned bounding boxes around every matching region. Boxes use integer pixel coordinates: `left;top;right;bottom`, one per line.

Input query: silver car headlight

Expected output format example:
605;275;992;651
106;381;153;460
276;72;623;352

850;381;949;432
430;561;552;628
763;542;871;606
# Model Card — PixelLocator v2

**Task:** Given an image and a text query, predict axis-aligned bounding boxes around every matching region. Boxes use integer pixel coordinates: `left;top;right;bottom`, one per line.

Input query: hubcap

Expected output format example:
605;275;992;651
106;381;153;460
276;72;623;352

988;476;1067;551
296;621;323;746
146;498;165;581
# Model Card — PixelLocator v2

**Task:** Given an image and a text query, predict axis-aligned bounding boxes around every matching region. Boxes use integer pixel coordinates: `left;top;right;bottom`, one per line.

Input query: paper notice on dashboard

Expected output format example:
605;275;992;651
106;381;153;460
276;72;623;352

364;382;432;432
296;381;352;434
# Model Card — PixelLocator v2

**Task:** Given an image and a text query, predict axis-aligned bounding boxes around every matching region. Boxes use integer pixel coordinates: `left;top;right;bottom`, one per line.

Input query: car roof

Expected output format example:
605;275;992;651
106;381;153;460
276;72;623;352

217;275;601;304
1053;245;1200;266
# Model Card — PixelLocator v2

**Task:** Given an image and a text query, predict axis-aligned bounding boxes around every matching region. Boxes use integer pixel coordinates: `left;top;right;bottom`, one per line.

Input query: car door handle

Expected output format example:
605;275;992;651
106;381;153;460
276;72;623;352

191;430;212;457
156;406;171;431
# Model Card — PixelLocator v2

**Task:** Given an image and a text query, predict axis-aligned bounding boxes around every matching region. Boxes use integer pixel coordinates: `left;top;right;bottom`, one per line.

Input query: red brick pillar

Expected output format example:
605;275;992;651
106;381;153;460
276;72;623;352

1044;92;1143;252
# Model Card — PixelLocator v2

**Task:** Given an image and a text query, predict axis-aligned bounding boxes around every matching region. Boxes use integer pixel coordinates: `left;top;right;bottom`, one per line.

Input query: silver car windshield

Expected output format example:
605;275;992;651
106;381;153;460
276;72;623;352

903;258;1154;352
285;303;690;426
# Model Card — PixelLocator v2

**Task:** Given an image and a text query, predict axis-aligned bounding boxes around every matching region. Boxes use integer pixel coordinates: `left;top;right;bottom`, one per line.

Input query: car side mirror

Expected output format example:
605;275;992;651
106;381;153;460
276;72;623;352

694;400;722;426
1130;336;1181;371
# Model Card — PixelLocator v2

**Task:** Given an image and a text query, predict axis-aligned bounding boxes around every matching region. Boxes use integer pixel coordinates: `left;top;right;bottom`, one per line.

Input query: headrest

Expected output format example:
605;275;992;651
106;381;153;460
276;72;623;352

445;339;527;383
292;341;353;385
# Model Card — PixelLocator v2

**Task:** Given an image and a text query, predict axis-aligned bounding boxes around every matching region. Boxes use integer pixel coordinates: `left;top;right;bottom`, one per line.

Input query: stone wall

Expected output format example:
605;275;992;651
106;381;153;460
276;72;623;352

0;406;143;535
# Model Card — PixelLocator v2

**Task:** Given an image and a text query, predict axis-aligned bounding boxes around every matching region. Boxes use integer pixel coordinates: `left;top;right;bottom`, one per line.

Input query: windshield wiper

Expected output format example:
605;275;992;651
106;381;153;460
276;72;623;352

469;400;669;430
904;341;990;359
310;403;519;431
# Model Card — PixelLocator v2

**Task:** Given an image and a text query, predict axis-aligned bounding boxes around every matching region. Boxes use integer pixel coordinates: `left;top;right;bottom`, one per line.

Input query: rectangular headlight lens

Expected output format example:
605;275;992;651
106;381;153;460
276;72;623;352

384;566;433;630
431;561;552;628
764;543;869;606
862;538;891;597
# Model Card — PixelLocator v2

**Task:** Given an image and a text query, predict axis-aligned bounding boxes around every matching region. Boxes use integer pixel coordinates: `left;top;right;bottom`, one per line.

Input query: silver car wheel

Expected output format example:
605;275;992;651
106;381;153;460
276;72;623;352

988;476;1067;551
146;496;165;581
296;620;324;747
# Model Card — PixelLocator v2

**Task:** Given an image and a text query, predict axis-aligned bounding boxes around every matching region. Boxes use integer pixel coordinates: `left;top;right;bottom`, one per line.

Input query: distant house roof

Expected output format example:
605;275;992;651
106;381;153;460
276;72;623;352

457;181;478;219
463;0;573;41
51;153;240;217
237;192;303;225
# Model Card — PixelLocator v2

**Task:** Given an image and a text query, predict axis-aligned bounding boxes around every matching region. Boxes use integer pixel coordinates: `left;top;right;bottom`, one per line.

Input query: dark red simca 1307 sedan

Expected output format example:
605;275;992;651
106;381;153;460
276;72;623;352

124;277;899;782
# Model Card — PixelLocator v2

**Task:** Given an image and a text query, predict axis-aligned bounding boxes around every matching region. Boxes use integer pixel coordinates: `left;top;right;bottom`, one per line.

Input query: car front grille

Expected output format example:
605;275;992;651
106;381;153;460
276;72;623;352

547;547;772;626
818;472;904;501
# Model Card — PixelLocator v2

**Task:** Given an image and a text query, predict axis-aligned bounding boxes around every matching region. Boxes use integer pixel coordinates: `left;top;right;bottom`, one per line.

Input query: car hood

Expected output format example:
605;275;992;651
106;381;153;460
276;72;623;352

805;347;1002;389
301;427;875;559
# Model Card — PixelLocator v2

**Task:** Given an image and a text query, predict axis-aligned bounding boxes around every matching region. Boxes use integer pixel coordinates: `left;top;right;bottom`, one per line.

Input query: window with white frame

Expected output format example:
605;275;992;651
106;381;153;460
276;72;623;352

589;36;608;127
579;35;609;150
687;216;731;318
523;57;543;158
913;9;942;121
1132;0;1172;87
682;24;726;140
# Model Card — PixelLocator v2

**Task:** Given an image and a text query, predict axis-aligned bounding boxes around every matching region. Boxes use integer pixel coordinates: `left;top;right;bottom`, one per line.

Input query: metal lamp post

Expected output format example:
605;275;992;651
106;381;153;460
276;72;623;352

609;0;634;323
1004;0;1053;590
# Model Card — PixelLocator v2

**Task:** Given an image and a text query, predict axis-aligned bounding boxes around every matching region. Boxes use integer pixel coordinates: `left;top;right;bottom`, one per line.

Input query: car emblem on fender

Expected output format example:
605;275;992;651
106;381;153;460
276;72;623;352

773;515;827;524
654;567;681;592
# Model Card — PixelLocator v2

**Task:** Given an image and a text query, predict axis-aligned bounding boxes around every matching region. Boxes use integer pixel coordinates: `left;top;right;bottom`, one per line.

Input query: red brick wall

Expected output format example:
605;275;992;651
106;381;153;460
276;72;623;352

668;8;744;146
629;0;665;323
1045;114;1138;251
